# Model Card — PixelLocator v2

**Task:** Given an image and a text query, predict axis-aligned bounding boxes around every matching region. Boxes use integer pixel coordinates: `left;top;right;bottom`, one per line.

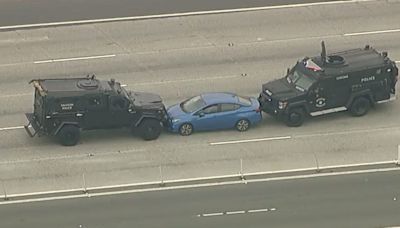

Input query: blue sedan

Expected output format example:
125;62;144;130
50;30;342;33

167;92;262;136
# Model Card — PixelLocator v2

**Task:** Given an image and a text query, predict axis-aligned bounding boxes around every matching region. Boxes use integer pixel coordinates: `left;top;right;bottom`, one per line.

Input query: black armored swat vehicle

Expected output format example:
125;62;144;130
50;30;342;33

25;75;168;146
258;42;398;127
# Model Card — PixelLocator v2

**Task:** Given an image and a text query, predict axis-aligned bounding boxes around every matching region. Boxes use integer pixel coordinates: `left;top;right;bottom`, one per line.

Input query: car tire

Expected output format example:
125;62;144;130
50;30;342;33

285;108;305;127
139;119;162;140
350;97;370;117
58;125;80;146
235;119;250;132
179;123;193;136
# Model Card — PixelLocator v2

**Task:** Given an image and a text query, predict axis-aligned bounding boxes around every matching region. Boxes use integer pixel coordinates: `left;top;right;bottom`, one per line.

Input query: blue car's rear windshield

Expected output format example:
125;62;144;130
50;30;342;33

181;95;206;113
237;96;252;106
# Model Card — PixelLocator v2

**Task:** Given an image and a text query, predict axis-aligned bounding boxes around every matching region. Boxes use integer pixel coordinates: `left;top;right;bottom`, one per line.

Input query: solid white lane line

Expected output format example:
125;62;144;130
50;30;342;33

209;136;291;146
344;29;400;37
0;126;24;131
202;212;224;217
0;0;376;31
34;54;116;64
226;210;246;215
248;208;270;213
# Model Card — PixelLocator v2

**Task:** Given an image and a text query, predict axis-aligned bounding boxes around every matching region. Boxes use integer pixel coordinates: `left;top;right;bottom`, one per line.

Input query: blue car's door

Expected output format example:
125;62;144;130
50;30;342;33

191;104;219;131
215;103;241;129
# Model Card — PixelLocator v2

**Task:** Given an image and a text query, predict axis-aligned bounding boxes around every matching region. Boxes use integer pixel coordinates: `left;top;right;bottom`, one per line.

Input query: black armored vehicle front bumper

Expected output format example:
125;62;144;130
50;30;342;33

258;93;285;117
24;113;42;137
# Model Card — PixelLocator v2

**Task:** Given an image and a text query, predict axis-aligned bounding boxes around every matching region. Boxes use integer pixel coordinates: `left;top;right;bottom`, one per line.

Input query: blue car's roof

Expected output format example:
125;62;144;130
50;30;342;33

201;92;239;105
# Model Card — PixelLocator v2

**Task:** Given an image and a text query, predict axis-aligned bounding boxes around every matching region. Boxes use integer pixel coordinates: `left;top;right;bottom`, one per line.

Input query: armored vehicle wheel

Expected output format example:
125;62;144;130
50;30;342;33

179;123;193;136
139;119;162;140
58;125;80;146
236;119;250;132
350;97;370;116
285;108;305;127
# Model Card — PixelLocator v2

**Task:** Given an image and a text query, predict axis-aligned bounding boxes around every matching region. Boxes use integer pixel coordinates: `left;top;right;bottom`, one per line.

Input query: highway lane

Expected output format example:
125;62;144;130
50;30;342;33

0;170;399;228
0;0;340;27
0;0;399;194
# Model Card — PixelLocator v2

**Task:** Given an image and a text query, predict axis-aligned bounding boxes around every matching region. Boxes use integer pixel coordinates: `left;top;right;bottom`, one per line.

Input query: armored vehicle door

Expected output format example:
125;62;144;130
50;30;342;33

82;95;110;129
108;95;132;127
331;74;351;107
308;77;344;114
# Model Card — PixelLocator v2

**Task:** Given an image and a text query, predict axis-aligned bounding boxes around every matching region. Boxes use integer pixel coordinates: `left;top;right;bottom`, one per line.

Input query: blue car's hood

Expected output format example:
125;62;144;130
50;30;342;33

167;103;187;118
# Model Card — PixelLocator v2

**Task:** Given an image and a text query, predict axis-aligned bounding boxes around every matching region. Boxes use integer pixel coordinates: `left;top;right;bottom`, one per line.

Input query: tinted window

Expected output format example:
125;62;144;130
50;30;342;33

181;96;206;113
288;69;316;91
221;103;240;112
110;96;127;110
88;96;101;106
202;104;219;114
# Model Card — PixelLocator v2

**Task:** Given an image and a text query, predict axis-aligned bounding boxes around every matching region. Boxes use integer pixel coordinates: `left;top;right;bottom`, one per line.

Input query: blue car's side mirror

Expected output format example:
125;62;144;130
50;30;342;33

198;112;205;117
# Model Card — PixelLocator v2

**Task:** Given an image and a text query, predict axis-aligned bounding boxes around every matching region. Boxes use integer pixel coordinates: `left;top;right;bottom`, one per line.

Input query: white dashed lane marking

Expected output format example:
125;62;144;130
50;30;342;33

344;29;400;37
198;208;276;217
248;208;271;213
209;136;291;146
209;125;400;146
34;54;116;64
0;126;24;131
226;210;245;215
201;212;224;217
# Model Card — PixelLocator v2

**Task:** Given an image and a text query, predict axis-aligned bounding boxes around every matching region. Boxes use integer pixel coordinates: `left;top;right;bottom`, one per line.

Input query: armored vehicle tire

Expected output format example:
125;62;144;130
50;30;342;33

236;119;250;132
285;108;305;127
179;123;193;136
58;125;80;146
350;97;370;117
139;119;162;140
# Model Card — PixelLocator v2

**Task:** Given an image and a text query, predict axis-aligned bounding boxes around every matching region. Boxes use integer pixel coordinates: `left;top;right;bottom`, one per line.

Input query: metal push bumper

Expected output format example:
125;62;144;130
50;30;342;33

24;113;41;137
257;93;283;117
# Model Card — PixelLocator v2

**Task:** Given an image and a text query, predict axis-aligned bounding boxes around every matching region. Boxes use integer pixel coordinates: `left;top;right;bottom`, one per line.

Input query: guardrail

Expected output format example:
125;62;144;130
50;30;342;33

1;156;399;203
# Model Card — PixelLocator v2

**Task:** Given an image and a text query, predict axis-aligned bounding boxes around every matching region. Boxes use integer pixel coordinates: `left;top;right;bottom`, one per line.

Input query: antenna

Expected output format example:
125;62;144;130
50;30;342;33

321;41;327;65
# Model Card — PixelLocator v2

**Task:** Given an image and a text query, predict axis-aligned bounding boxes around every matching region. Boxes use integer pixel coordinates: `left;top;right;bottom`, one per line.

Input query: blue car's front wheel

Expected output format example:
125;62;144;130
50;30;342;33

179;123;193;136
235;119;250;132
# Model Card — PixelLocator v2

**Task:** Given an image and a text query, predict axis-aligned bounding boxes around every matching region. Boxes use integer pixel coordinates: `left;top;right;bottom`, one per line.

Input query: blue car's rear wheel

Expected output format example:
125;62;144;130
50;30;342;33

179;123;193;136
236;119;250;132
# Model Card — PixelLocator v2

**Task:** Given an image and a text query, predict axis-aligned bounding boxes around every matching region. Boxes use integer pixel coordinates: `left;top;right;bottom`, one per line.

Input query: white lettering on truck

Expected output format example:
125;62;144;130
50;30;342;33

361;76;375;83
60;103;74;110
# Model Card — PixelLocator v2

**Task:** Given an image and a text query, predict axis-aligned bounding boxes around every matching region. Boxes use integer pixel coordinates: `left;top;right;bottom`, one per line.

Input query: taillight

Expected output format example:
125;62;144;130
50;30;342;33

255;107;261;113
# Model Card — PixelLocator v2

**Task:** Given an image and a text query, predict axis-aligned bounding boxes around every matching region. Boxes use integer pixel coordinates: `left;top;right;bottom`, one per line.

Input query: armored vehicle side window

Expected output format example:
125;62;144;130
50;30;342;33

287;70;316;91
86;96;104;110
110;96;128;111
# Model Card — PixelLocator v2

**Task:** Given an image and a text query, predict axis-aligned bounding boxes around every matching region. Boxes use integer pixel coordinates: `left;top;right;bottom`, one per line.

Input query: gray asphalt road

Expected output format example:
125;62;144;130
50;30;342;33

1;170;399;228
0;0;338;27
0;0;399;194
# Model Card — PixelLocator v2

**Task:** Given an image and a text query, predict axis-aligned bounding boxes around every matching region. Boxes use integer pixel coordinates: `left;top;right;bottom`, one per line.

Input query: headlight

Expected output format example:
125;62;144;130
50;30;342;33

171;118;180;123
278;101;288;110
